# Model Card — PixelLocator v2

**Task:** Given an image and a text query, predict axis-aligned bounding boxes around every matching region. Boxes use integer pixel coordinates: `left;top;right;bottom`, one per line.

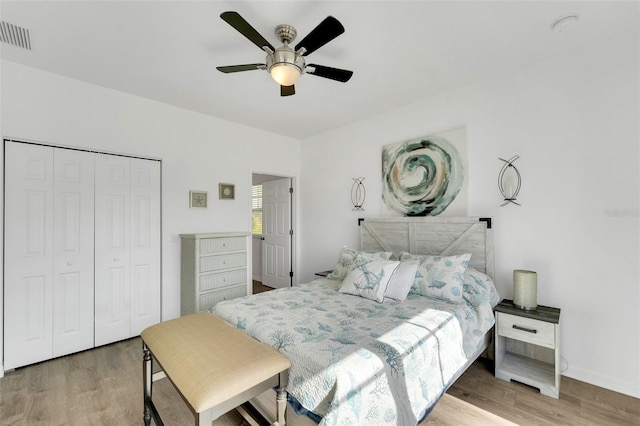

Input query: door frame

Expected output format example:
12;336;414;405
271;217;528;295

250;172;296;289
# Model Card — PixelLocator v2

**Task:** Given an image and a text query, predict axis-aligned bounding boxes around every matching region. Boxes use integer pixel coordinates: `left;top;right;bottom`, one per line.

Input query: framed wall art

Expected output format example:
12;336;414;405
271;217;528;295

381;127;468;217
189;190;208;208
219;183;235;200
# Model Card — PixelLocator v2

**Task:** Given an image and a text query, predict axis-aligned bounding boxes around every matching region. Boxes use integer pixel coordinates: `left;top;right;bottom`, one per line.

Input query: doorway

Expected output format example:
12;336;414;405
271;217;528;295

251;173;294;291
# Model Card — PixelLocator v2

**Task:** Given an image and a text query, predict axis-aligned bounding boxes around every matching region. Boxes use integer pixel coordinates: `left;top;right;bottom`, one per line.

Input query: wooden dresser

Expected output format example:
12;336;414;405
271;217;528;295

180;232;251;316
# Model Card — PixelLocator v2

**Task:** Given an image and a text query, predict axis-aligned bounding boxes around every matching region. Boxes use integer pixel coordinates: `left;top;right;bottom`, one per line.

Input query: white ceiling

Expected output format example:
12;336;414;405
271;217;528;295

1;1;637;139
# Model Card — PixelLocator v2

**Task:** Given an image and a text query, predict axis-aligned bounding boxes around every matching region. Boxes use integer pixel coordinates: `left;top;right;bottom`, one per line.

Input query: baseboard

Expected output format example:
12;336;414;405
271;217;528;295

565;365;640;398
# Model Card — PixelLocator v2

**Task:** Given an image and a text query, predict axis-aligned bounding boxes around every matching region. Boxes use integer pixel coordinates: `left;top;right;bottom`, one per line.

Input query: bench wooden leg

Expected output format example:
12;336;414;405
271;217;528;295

196;410;214;426
274;370;289;426
143;343;165;426
143;344;152;426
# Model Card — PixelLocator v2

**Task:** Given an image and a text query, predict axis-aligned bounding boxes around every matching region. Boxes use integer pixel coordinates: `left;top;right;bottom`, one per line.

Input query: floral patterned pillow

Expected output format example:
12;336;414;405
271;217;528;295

327;246;393;280
463;267;501;308
339;258;400;303
399;252;471;303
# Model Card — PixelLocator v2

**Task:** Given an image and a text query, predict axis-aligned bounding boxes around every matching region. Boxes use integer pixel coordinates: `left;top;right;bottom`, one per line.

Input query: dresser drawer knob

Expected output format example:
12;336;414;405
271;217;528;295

513;324;537;334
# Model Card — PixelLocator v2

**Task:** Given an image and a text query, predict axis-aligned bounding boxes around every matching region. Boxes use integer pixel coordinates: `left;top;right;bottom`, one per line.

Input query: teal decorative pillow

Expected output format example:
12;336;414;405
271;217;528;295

463;267;501;308
327;246;393;281
399;252;471;303
339;258;400;303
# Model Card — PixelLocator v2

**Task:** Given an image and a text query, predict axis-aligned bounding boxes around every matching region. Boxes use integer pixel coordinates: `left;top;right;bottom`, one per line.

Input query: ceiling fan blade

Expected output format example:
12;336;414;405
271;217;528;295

295;16;345;56
281;85;295;96
306;64;353;82
216;64;264;73
220;11;275;52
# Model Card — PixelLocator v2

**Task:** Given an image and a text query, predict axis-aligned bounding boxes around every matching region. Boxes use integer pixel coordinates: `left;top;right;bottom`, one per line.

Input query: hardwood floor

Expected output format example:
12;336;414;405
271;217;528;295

1;338;637;426
252;280;274;294
2;282;634;424
426;358;639;425
0;337;248;426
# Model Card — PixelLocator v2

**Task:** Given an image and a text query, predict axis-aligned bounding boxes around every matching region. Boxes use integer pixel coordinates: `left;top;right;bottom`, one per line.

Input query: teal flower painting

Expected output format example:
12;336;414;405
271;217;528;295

382;129;466;216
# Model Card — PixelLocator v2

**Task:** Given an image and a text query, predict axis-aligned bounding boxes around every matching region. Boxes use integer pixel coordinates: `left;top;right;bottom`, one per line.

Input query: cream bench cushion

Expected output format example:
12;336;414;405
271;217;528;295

141;312;290;424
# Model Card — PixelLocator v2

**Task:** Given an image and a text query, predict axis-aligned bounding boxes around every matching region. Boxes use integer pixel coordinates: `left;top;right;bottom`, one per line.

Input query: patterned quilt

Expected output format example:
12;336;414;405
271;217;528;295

211;278;495;425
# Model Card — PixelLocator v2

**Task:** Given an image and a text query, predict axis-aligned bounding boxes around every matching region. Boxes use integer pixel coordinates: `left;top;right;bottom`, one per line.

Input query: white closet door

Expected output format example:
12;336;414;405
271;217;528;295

94;154;131;346
52;149;95;357
129;158;161;335
4;142;54;369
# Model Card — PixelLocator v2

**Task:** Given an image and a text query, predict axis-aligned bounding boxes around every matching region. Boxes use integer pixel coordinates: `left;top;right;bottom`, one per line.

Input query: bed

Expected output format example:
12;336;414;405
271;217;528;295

211;217;500;425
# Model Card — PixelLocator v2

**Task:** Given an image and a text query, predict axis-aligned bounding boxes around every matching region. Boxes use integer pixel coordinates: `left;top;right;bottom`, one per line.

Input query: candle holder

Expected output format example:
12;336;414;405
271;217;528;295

351;177;366;211
498;155;521;206
513;269;537;310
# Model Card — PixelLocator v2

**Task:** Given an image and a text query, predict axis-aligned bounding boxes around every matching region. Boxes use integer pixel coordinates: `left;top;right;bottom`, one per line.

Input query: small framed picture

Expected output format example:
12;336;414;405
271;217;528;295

219;183;235;200
189;190;208;208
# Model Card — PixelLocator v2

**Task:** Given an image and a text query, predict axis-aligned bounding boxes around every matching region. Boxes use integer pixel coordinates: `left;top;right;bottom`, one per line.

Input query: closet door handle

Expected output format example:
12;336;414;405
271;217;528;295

66;261;73;266
113;257;120;262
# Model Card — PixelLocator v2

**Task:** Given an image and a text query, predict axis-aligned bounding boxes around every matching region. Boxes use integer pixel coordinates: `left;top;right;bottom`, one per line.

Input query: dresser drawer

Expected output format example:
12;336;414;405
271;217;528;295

200;236;246;254
199;285;247;311
199;253;246;272
497;312;556;349
199;269;247;292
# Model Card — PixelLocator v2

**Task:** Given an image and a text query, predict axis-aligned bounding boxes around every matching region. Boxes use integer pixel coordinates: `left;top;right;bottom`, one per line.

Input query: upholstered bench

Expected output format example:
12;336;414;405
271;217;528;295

141;312;290;426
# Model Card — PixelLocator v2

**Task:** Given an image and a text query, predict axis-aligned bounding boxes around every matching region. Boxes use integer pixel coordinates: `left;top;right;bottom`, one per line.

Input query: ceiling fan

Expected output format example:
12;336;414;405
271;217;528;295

216;11;353;96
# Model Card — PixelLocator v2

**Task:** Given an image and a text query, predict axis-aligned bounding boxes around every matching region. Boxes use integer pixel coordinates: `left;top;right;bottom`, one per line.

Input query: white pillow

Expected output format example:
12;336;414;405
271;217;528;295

327;246;393;281
339;259;400;303
384;261;419;302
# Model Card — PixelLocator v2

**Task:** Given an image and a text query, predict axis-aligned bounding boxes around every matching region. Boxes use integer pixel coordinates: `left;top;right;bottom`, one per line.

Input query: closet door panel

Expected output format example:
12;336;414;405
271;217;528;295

94;154;131;346
52;149;95;356
4;142;54;369
129;159;161;335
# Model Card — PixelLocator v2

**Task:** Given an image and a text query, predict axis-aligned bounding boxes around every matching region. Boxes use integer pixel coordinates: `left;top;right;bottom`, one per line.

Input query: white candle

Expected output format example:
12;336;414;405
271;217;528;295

513;270;537;310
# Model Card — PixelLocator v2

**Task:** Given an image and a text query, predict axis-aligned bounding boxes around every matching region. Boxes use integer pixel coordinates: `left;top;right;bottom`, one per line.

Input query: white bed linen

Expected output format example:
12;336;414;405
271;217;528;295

212;277;495;425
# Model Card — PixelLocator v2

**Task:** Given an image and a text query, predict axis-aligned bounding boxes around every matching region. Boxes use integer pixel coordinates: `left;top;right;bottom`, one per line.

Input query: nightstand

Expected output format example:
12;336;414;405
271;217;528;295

494;299;561;398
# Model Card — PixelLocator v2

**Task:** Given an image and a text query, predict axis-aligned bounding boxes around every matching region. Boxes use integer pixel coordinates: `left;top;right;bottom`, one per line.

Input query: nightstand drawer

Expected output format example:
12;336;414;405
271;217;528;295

498;312;556;349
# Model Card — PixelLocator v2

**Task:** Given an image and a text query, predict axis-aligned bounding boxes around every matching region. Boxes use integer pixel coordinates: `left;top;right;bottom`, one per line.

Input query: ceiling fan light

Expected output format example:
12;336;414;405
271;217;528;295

270;63;301;86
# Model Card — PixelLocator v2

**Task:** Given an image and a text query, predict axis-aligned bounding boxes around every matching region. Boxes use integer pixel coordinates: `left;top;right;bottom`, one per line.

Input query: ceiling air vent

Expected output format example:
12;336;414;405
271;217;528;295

0;21;31;50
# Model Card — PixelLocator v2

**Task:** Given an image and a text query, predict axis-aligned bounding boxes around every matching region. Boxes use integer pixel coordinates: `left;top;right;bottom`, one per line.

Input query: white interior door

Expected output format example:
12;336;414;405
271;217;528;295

262;178;292;289
129;158;161;335
94;154;131;346
4;142;55;369
52;148;95;357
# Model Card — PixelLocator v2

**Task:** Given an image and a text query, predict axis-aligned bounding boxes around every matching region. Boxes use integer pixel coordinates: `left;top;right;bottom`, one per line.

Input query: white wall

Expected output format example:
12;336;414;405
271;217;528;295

0;61;301;370
299;40;640;398
1;34;638;401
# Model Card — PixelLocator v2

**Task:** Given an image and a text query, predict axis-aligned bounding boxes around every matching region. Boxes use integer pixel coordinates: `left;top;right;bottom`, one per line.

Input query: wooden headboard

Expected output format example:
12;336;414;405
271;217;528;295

359;217;494;279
